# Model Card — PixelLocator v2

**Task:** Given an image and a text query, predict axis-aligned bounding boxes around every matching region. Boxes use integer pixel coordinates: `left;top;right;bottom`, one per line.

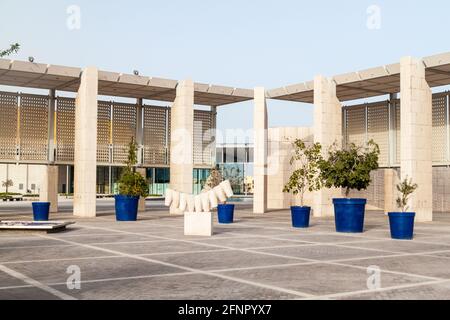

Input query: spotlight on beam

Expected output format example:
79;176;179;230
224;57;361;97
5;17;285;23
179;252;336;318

133;70;139;76
28;56;35;63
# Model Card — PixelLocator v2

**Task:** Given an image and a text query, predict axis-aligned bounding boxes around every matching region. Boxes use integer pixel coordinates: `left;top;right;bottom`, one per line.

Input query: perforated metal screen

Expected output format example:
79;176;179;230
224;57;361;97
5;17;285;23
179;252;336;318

193;110;215;166
112;102;137;164
19;94;49;161
0;92;18;160
97;101;111;164
143;106;168;165
56;97;75;162
432;94;448;163
367;102;389;166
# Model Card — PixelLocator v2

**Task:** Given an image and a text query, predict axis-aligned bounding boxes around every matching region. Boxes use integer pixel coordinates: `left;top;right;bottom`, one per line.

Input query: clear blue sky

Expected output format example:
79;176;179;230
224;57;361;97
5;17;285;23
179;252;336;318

1;0;450;141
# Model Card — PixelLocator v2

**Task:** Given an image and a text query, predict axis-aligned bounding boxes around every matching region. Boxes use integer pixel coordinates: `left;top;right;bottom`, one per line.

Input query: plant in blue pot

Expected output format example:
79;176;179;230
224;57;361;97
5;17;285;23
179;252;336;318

203;166;235;224
319;140;380;233
388;178;418;240
283;139;323;228
115;138;148;222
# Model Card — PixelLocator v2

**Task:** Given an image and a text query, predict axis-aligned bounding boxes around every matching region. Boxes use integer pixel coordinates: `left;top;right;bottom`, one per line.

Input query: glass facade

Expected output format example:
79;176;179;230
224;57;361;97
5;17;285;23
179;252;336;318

193;168;211;195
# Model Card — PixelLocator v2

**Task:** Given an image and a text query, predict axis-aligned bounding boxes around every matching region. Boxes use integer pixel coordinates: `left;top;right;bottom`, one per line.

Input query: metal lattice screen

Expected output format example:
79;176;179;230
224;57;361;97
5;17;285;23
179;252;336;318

193;110;215;166
56;97;75;162
143;106;168;165
367;102;389;166
432;94;448;163
97;101;111;164
345;106;366;148
0;92;18;160
112;102;137;164
19;94;49;161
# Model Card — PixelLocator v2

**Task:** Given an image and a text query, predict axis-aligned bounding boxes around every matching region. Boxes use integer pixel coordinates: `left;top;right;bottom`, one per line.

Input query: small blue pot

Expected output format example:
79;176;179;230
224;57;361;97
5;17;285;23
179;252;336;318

333;198;367;233
389;212;415;240
32;202;50;221
115;195;139;221
290;206;311;228
217;204;235;224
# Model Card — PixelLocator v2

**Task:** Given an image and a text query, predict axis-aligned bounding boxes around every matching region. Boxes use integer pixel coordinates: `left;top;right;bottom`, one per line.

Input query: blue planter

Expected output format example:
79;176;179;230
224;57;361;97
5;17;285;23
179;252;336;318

217;204;235;224
32;202;50;221
389;212;415;240
290;206;311;228
333;198;367;233
115;195;139;221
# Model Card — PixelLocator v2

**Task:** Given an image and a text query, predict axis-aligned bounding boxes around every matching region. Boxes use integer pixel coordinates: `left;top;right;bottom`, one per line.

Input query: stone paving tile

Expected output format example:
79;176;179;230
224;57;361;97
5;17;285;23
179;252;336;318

4;256;185;285
0;287;60;300
50;273;299;300
97;240;222;255
342;255;450;279
274;233;372;244
0;245;114;264
188;236;312;249
0;236;67;249
344;240;450;254
0;270;30;288
54;233;162;244
253;244;396;261
219;263;428;296
339;282;450;300
148;249;307;271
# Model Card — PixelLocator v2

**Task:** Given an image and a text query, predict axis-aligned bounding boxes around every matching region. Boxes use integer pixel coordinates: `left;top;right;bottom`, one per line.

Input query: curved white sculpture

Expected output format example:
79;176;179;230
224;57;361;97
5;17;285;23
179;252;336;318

165;180;234;213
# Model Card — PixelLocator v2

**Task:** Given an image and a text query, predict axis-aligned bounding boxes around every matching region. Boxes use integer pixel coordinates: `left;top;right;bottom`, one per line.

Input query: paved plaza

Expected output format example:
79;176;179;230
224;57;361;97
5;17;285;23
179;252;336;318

1;199;450;300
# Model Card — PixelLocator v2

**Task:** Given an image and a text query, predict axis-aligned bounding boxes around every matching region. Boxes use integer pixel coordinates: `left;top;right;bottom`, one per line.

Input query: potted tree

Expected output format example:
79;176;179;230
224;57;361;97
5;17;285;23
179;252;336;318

283;139;322;228
388;178;418;240
319;140;380;233
115;138;148;221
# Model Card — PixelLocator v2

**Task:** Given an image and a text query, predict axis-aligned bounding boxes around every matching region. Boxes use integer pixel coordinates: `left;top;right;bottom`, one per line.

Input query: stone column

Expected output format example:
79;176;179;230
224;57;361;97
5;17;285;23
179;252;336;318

137;167;147;212
400;57;433;222
384;168;399;213
40;165;59;213
169;79;194;214
253;87;268;214
313;75;342;217
74;67;98;218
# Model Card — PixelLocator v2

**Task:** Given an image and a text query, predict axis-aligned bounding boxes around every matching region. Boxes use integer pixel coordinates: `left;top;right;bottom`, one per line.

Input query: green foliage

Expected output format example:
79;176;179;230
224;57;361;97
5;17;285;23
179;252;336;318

319;140;380;197
2;179;13;196
283;140;323;207
0;43;20;58
117;138;148;197
203;166;223;191
396;177;418;213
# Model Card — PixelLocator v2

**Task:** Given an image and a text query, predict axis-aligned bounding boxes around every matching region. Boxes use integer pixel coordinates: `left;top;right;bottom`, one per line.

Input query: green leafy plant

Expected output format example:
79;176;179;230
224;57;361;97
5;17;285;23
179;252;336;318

396;178;418;213
2;179;13;196
283;140;323;207
319;140;380;198
117;138;148;197
0;43;20;58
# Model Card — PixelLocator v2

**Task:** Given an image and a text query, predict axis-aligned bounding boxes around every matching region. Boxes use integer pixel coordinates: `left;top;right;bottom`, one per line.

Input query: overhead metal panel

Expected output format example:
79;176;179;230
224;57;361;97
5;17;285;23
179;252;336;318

0;92;18;160
112;102;136;164
97;101;111;164
19;94;49;161
56;97;75;162
143;105;168;165
367;102;390;167
432;94;447;163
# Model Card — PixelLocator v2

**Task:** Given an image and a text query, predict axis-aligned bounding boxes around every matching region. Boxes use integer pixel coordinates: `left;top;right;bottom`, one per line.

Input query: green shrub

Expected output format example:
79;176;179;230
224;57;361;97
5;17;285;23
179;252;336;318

117;138;148;197
283;140;323;207
319;140;380;198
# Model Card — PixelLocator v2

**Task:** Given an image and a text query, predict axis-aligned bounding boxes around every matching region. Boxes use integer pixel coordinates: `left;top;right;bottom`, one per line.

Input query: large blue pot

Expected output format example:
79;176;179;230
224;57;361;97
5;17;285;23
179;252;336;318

217;204;235;224
333;198;367;233
389;212;415;240
115;195;139;221
32;202;50;221
290;206;311;228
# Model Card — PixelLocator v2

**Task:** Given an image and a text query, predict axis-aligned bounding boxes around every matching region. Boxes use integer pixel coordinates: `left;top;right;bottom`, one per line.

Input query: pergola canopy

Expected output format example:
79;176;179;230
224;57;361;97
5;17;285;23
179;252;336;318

0;58;253;106
267;52;450;103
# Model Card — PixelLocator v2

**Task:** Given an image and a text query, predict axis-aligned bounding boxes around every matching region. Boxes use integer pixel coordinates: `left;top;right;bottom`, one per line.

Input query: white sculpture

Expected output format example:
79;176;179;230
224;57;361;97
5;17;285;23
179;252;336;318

164;180;234;213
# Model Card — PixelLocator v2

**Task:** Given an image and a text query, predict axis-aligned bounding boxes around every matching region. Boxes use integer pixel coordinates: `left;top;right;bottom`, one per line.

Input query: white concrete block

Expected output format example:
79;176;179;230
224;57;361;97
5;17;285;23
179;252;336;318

184;212;213;236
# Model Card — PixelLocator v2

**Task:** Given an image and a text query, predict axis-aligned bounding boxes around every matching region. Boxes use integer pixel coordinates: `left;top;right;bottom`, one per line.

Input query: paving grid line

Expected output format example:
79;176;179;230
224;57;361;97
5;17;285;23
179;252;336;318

73;224;447;283
37;233;315;299
0;264;77;300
